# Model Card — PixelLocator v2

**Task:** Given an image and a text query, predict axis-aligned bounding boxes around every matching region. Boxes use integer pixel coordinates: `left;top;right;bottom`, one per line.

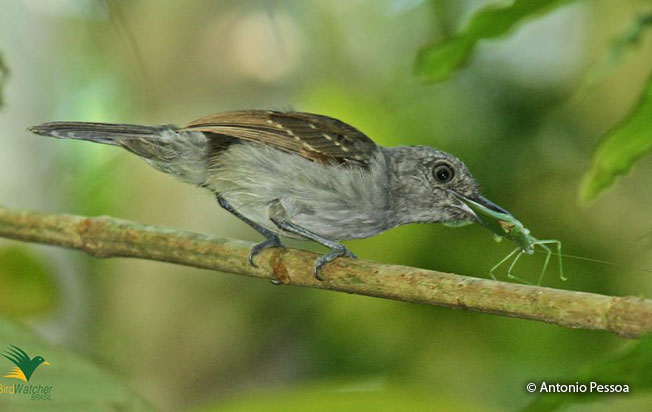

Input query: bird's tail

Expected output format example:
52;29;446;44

28;121;210;186
28;122;174;145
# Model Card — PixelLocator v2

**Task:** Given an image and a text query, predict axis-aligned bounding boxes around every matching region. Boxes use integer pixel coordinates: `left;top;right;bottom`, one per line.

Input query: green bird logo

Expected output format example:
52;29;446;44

2;345;50;382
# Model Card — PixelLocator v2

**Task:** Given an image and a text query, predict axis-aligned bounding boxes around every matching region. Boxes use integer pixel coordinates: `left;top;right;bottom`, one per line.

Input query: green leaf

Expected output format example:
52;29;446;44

0;247;58;318
580;73;652;201
0;316;158;412
575;14;652;109
415;0;574;82
521;334;652;412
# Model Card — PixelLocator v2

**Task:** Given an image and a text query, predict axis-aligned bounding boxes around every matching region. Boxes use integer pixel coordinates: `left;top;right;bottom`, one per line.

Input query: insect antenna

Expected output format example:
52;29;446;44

533;250;652;275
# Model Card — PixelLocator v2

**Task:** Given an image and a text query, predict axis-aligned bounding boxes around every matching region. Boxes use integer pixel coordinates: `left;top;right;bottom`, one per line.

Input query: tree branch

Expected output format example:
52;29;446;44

0;204;650;338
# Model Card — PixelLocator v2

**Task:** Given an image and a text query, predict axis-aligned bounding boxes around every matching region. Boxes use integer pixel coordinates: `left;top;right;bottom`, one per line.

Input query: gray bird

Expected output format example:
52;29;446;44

29;110;511;279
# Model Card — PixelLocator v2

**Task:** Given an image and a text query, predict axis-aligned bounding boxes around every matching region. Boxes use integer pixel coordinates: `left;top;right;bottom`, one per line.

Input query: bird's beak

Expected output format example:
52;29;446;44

454;193;514;227
43;361;50;366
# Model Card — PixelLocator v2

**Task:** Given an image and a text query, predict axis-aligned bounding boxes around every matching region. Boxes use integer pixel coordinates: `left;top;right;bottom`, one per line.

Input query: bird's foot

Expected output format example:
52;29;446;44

248;235;282;267
313;245;358;281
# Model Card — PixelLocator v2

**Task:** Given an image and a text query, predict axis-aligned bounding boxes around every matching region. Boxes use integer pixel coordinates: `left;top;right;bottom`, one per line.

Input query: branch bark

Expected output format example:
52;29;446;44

0;204;650;338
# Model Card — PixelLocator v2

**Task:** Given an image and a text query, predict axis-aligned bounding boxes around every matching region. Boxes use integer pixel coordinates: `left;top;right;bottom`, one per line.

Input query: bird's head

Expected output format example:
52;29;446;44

32;356;50;367
386;146;512;227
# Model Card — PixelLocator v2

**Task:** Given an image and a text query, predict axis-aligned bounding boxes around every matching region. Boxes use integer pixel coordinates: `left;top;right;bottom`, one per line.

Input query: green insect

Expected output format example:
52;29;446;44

457;196;565;285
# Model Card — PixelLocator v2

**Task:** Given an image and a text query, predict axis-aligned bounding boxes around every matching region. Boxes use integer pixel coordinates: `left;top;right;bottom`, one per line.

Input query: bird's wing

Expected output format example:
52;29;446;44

3;346;29;367
182;110;379;167
3;366;27;382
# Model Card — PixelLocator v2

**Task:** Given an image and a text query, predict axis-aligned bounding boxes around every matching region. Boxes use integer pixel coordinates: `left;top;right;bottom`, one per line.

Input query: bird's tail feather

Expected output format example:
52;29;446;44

29;121;210;186
28;122;174;145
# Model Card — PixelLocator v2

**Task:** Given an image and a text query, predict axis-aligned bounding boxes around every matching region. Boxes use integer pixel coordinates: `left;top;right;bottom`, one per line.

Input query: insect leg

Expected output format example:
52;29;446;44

552;240;565;281
505;250;534;285
534;242;551;286
489;247;520;281
536;240;566;281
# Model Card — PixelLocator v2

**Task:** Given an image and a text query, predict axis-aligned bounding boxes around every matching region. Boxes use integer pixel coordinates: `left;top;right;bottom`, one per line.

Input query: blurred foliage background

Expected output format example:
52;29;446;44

1;0;652;411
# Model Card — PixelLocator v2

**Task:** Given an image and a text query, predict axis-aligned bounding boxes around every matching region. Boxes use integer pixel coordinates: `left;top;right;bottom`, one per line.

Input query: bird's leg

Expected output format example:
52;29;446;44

268;200;357;281
216;194;282;267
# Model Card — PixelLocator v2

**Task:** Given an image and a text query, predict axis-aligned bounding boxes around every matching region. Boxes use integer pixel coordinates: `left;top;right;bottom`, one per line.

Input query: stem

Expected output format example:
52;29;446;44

0;205;650;338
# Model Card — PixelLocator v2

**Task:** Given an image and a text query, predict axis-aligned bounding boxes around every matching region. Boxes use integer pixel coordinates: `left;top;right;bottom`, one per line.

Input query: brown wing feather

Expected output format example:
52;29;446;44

182;110;379;166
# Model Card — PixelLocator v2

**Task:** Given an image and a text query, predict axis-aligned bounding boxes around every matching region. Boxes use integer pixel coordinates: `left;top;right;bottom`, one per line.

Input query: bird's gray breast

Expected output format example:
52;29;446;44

205;143;393;240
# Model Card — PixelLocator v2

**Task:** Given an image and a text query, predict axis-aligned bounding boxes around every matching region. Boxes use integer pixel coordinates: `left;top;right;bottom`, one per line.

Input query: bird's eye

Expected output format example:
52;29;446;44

433;162;454;183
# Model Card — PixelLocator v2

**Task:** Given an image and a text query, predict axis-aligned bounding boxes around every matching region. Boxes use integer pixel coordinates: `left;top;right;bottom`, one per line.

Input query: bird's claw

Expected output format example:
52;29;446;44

343;248;357;259
312;245;358;281
248;236;282;267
